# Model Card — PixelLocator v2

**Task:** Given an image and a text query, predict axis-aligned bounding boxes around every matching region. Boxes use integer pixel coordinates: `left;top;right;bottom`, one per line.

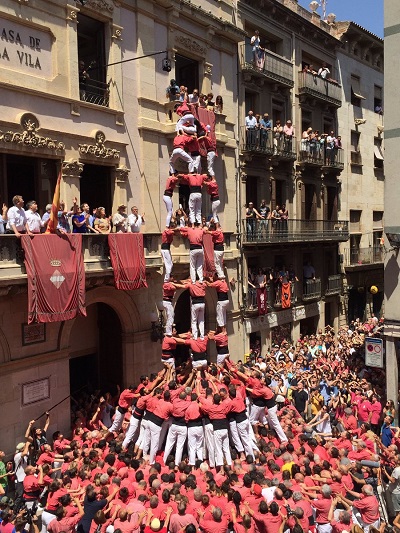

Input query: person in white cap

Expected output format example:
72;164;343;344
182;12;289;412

14;441;29;508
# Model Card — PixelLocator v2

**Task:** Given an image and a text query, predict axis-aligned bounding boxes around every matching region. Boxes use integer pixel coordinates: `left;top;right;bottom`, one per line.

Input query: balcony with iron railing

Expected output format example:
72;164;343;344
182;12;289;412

298;140;344;169
325;274;342;296
298;71;342;107
0;233;239;283
80;79;110;107
240;127;296;160
240;43;294;88
242;218;349;245
344;247;384;268
244;278;322;317
303;278;322;301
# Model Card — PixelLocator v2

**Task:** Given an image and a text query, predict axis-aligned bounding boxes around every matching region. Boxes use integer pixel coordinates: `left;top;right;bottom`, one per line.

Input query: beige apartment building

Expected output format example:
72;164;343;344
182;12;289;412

0;0;383;451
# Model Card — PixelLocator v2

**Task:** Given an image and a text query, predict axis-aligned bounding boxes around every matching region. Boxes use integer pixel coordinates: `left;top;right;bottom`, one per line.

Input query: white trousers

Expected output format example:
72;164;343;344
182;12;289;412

192;358;208;369
161;249;173;282
189;192;202;224
214;249;224;278
41;510;56;533
159;418;173;451
188;425;204;465
136;418;149;451
169;148;194;174
161;357;175;368
191;154;201;173
352;511;380;533
109;409;124;433
237;418;256;459
216;352;229;366
189;248;204;283
163;195;173;227
145;420;163;464
203;422;215;467
191;302;205;339
216;299;229;327
207;151;216;176
122;416;141;449
163;300;174;335
229;419;244;453
266;404;288;443
316;525;332;533
214;428;232;467
164;424;187;464
211;199;220;223
249;404;267;426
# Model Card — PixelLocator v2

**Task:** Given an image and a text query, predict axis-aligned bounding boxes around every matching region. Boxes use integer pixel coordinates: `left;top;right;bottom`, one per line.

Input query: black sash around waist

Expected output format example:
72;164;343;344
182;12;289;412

211;195;220;201
187;417;203;428
190;244;203;250
192;351;207;361
190;186;202;193
164;190;173;197
216;345;229;354
171;416;186;426
212;418;228;431
191;296;205;304
252;397;268;407
161;243;171;250
118;405;128;414
235;410;248;424
217;292;229;301
214;243;224;251
147;411;164;427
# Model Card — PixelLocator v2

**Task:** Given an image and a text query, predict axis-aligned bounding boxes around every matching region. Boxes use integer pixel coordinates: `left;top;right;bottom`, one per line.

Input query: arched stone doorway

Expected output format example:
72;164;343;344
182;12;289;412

68;302;123;396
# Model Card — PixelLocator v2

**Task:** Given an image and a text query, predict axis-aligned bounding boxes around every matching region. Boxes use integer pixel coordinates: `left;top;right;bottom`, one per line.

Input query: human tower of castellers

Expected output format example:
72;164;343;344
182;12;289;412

107;101;287;474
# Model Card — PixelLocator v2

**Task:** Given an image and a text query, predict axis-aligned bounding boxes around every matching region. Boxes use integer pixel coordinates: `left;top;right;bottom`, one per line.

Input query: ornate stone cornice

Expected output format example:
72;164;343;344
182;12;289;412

62;159;84;178
85;0;113;15
354;118;367;126
0;113;65;152
115;165;130;182
66;4;79;22
111;23;123;41
175;34;207;56
78;130;120;160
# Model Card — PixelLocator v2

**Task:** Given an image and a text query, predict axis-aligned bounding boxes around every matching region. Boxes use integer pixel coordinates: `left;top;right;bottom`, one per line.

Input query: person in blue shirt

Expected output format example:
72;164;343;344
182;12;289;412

259;113;272;149
72;205;89;234
381;415;395;447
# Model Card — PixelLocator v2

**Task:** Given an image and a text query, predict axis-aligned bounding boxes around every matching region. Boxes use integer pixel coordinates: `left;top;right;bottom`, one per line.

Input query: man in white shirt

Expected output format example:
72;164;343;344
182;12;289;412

6;195;33;237
14;441;29;508
25;201;44;234
128;206;145;233
245;110;258;149
318;63;330;79
112;204;129;233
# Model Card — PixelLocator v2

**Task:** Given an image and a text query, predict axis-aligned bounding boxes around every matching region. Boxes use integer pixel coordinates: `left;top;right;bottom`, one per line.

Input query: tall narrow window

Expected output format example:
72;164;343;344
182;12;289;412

374;137;384;169
351;75;365;107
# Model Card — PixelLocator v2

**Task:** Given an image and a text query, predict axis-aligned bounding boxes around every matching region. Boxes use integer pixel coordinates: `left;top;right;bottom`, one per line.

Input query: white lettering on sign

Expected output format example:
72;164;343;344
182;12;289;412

0;17;52;78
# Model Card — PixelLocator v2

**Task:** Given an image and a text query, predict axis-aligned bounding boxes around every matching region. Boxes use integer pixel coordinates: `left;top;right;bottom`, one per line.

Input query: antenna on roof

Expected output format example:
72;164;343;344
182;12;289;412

309;0;329;21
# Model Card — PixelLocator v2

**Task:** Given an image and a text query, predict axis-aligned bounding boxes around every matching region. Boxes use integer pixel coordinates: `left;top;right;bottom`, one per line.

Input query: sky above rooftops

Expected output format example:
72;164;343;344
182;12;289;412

298;0;383;38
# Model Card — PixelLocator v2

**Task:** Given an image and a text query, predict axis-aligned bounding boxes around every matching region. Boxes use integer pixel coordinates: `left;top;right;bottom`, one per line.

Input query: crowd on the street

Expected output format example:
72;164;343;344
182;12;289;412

1;322;398;533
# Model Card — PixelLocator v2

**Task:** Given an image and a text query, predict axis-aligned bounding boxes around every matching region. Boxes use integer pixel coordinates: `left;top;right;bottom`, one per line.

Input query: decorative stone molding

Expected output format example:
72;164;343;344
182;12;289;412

0;113;65;152
354;118;366;126
85;0;113;14
78;130;120;160
70;103;81;116
111;23;123;41
66;4;79;22
175;34;206;56
204;62;213;77
115;165;130;183
115;113;124;126
62;159;84;178
377;125;384;135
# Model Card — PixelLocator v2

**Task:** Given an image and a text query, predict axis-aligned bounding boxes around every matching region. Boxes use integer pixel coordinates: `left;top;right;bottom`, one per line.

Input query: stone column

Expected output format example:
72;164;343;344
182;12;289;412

113;165;130;213
292;319;301;341
260;329;270;356
61;159;84;204
386;336;399;425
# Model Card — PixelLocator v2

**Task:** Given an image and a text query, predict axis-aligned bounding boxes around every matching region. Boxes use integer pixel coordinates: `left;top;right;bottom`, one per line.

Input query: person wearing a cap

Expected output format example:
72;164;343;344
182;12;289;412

112;204;128;233
13;441;29;509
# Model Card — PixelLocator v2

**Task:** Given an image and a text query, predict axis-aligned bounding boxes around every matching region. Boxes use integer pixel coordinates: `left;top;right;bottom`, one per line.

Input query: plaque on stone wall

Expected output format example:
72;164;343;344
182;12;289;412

22;378;50;406
22;323;46;345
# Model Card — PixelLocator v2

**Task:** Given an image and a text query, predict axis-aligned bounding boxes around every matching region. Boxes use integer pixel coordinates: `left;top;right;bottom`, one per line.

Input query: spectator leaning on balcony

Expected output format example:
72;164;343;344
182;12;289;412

93;207;111;234
6;195;32;237
246;202;261;241
260;113;272;149
283;120;294;152
78;60;90;100
273;119;284;154
251;30;261;65
303;261;316;292
258;199;270;238
318;62;330;79
0;203;8;234
25;200;44;234
41;203;52;231
128;206;145;233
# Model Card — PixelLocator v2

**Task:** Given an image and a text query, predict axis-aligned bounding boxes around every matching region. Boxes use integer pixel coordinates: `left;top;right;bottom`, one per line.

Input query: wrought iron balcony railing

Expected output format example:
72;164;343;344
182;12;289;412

241;126;296;159
298;71;342;107
240;43;294;87
344;247;384;266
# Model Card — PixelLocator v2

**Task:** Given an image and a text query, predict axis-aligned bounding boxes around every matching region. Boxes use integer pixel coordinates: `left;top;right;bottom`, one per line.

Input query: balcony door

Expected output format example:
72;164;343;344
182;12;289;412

325;186;338;221
175;54;199;94
301;183;317;221
80;164;113;217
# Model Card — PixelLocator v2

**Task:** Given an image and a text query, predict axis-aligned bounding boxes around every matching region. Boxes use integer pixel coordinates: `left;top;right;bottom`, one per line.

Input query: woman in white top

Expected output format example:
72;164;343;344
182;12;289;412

309;405;332;435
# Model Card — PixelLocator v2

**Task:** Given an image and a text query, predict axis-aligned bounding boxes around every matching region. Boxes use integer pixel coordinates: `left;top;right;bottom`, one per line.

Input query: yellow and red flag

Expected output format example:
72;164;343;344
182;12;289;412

45;167;62;234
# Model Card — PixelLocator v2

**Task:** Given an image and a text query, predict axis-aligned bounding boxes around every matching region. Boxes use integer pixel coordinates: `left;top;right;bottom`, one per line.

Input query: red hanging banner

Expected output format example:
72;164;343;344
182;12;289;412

21;234;86;324
108;233;148;290
203;232;216;278
281;282;291;309
257;287;267;315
